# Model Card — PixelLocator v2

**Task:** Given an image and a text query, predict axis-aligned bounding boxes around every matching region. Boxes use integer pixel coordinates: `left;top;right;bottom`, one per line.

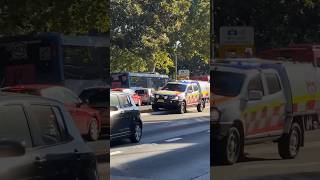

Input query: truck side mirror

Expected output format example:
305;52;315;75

248;90;263;101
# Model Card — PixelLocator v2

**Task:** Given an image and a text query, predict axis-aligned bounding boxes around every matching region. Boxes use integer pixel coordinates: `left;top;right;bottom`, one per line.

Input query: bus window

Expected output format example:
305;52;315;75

130;76;147;88
111;74;129;88
63;46;106;80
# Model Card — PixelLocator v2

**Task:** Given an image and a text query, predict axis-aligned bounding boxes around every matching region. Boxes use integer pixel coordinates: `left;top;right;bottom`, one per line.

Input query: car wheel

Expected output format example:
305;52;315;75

152;105;159;111
278;122;301;159
87;118;99;141
130;122;142;143
137;99;141;106
197;100;204;112
178;101;186;114
212;127;241;165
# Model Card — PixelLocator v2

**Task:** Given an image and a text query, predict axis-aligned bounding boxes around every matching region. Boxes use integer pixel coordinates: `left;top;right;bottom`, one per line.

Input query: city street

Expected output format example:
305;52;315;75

212;130;320;180
110;106;210;180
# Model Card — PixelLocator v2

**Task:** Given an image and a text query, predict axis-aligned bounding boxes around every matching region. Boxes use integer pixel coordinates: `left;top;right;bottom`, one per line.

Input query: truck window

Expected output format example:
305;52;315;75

193;83;199;92
212;71;245;97
248;75;264;95
265;73;281;94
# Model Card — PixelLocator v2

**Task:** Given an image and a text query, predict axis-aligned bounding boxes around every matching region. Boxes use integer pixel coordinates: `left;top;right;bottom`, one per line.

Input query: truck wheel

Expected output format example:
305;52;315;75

278;122;301;159
212;127;241;165
197;100;205;112
87;118;99;141
178;101;186;114
130;122;142;143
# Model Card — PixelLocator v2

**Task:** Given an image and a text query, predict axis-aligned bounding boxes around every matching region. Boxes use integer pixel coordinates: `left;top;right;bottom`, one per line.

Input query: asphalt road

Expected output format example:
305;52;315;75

211;130;320;180
110;107;210;180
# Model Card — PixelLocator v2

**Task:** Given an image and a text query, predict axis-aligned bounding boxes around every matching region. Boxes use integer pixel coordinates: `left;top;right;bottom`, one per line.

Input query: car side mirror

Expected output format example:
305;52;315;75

248;90;263;101
110;106;119;111
0;140;26;157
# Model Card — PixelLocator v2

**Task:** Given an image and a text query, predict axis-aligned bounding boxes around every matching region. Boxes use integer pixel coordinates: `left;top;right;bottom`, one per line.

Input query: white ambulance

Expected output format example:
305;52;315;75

211;58;320;164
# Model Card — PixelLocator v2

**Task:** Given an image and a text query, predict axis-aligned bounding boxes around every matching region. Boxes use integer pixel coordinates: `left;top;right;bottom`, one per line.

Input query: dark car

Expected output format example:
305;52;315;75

1;85;102;141
0;93;98;180
110;91;142;143
152;80;205;114
79;86;109;136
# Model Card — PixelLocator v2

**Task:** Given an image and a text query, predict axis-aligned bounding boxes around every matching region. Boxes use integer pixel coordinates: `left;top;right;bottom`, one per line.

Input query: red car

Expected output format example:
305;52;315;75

112;88;142;106
1;84;102;141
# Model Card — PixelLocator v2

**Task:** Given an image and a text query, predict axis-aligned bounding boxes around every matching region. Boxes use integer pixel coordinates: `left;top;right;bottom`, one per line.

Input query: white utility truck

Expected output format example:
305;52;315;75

211;58;320;164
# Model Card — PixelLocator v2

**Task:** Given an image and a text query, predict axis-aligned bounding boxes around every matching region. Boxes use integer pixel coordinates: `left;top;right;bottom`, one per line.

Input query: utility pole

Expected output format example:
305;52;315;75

174;41;181;80
175;52;178;80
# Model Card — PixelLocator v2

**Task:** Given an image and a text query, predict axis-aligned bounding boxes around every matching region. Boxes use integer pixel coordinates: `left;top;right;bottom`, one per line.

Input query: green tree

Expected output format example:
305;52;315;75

111;0;210;75
0;0;109;35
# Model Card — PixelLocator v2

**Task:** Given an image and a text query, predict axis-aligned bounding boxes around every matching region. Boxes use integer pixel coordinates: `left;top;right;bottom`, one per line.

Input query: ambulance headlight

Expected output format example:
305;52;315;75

211;107;221;121
172;96;179;100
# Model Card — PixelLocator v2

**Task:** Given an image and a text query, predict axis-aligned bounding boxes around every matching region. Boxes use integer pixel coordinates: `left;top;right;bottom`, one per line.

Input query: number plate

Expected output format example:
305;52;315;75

157;99;164;103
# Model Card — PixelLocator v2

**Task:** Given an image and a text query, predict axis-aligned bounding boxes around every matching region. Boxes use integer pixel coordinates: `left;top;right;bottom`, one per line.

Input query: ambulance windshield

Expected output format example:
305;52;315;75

212;71;245;97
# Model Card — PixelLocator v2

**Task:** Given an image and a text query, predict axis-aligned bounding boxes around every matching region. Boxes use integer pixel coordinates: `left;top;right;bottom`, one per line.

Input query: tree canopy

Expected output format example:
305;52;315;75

0;0;109;35
111;0;210;76
214;0;320;51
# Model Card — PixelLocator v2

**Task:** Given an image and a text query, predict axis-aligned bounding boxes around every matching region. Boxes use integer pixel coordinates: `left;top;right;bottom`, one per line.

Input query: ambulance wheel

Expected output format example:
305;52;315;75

212;127;241;165
197;100;204;112
178;101;186;114
278;122;301;159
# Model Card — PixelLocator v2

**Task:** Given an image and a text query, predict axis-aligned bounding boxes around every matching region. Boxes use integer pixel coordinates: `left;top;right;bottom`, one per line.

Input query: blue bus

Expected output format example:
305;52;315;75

0;33;108;94
111;72;169;90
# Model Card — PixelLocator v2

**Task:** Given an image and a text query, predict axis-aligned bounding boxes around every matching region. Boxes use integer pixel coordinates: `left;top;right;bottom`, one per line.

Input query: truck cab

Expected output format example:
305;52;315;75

211;59;305;165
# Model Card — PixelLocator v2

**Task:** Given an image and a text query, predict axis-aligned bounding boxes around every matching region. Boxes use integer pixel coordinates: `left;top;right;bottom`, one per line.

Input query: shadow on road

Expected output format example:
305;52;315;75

237;171;320;180
211;153;282;167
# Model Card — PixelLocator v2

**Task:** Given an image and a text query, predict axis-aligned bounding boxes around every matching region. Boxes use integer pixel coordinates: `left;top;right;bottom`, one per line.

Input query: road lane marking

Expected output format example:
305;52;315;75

110;151;122;156
165;137;182;142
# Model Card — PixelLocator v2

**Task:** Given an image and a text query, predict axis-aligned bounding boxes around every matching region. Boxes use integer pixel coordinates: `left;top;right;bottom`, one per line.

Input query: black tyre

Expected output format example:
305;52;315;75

152;105;159;111
197;100;205;112
212;127;242;165
130;122;142;143
278;122;301;159
78;167;99;180
87;118;99;141
178;101;186;114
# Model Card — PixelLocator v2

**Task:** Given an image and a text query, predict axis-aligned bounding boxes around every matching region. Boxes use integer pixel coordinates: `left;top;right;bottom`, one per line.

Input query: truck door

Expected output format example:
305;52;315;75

243;74;268;139
244;71;286;139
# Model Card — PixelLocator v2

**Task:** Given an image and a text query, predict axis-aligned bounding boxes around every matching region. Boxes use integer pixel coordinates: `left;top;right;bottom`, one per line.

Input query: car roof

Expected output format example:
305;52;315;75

0;92;62;105
2;84;62;90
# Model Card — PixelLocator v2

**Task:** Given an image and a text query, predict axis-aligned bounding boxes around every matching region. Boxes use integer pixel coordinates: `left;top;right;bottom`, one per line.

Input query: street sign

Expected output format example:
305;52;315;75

220;26;254;45
178;70;190;76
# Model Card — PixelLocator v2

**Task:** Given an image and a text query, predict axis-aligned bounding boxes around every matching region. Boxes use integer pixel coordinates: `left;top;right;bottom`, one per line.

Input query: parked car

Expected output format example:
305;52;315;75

79;86;109;136
110;91;143;142
152;80;206;114
112;88;142;106
1;85;102;141
134;88;155;105
0;92;98;180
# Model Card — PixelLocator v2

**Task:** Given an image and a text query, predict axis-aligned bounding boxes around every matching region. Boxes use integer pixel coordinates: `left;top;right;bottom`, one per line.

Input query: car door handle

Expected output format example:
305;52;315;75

35;156;47;167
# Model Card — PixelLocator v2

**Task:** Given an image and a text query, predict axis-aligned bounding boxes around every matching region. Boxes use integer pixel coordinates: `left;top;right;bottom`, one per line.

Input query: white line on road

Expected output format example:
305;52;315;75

165;137;183;142
110;151;122;156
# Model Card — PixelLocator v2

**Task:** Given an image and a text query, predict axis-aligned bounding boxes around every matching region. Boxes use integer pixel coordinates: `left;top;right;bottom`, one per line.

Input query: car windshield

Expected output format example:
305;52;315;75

110;95;119;107
162;83;187;92
212;71;245;97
